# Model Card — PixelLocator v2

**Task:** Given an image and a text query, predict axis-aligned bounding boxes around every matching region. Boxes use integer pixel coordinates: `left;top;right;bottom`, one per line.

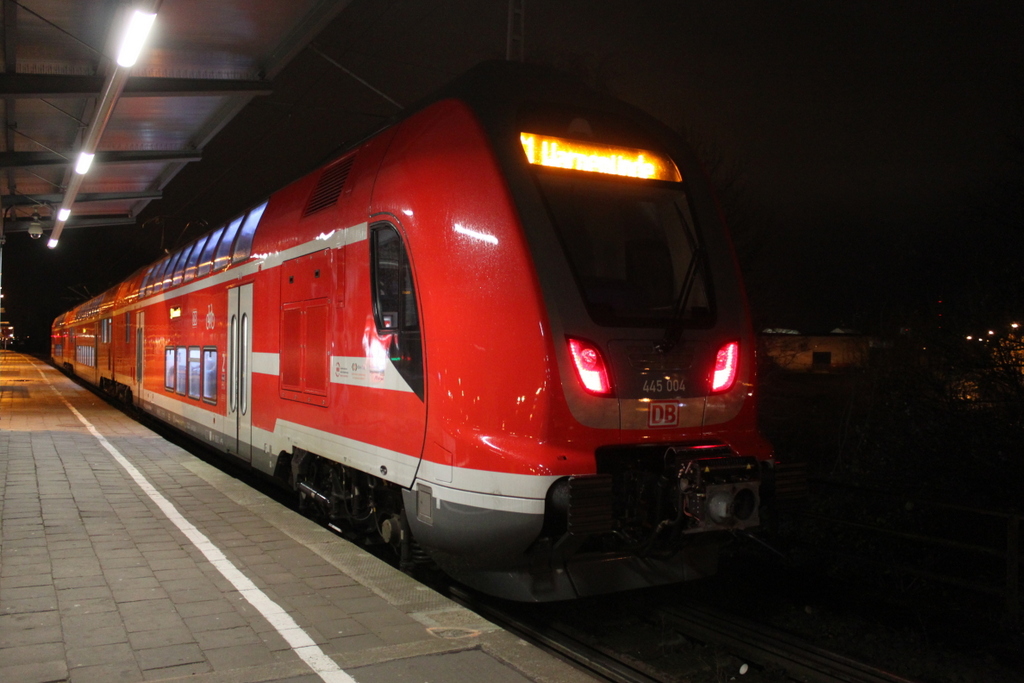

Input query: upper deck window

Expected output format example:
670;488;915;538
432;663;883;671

162;250;186;290
183;235;209;282
140;265;157;295
213;217;243;271
232;202;268;264
196;226;225;278
171;243;195;287
151;257;171;294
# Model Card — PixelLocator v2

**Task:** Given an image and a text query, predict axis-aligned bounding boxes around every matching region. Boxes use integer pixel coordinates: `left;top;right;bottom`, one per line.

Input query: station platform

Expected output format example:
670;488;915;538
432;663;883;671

0;351;596;683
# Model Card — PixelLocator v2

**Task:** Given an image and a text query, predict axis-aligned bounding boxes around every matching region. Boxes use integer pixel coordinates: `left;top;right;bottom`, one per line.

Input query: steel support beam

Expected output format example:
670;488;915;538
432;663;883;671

3;215;136;233
0;149;202;169
0;73;274;99
1;190;162;206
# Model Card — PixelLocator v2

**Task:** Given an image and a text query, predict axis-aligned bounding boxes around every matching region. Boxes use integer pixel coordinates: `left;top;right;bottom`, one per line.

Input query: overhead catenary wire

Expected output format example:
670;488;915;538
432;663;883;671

308;43;403;110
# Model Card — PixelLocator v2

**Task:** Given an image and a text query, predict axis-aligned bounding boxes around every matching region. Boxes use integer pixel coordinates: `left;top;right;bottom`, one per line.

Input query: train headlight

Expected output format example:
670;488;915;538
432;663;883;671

706;486;757;525
702;482;760;529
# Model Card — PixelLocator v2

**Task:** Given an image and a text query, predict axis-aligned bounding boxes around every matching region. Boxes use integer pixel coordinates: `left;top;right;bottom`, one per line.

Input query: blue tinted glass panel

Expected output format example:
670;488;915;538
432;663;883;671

162;251;186;289
188;347;201;399
175;347;187;394
172;244;197;286
152;257;172;293
183;236;208;282
196;227;224;278
213;217;243;271
140;265;157;294
232;202;268;264
164;347;175;390
202;348;217;403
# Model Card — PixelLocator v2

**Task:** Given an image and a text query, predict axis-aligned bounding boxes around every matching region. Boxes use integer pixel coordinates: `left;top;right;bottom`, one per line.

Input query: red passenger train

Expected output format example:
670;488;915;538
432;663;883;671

52;62;773;601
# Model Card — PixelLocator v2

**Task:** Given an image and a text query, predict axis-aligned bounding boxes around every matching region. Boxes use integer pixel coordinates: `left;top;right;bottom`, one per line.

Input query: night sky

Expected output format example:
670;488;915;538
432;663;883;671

3;0;1023;347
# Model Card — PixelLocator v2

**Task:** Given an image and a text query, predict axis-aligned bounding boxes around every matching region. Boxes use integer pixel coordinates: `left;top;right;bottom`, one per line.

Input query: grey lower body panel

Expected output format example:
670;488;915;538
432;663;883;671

403;487;722;602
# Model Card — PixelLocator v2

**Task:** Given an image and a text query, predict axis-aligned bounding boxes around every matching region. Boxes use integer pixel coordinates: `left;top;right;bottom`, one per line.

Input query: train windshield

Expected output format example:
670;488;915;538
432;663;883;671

535;172;710;327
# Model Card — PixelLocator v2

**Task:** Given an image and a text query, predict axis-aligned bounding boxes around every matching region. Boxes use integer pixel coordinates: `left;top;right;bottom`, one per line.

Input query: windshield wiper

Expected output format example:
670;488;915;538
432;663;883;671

654;245;703;354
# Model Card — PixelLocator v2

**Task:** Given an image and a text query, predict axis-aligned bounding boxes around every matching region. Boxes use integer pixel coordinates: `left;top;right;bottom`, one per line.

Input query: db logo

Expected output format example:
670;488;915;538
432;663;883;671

648;400;680;428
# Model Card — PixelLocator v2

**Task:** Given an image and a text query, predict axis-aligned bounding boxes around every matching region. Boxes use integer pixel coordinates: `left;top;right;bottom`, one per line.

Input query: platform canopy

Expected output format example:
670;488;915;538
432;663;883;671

0;0;352;246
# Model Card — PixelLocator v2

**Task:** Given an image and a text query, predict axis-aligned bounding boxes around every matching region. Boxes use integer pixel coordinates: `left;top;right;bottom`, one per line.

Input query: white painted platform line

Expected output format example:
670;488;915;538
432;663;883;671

37;364;358;683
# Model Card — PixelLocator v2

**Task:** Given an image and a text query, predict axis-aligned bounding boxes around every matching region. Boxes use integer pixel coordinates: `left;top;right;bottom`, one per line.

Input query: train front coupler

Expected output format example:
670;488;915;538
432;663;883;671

675;453;761;533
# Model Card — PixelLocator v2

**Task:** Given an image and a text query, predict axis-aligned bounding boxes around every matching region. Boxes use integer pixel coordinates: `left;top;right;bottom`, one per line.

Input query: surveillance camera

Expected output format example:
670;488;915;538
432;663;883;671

28;210;44;239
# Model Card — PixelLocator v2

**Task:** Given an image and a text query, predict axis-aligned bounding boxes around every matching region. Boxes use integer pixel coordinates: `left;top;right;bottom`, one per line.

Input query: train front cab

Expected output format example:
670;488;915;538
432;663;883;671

381;71;773;601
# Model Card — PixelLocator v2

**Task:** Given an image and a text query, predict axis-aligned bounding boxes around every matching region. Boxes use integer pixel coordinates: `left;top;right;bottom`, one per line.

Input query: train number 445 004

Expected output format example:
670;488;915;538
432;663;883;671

643;378;686;393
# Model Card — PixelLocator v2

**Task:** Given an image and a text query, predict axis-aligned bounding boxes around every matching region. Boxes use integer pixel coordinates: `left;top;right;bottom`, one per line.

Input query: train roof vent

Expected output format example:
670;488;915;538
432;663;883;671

303;155;355;217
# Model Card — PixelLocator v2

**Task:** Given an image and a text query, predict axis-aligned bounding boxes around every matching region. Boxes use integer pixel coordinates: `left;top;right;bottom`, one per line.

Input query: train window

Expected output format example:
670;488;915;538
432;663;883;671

196;226;224;278
202;348;217;403
149;257;170;294
228;315;237;413
232;201;267;264
136;325;144;380
175;347;187;395
187;347;201;399
240;314;249;415
214;217;243;271
535;173;711;327
183;235;209;282
172;243;196;287
139;265;156;296
370;223;424;399
161;253;178;290
100;318;112;344
371;226;403;331
162;251;184;290
76;340;96;367
165;347;176;390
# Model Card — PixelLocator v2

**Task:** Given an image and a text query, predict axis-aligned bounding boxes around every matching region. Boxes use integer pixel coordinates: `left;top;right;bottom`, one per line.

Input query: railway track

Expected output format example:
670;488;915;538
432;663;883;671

655;600;920;683
448;586;671;683
450;586;923;683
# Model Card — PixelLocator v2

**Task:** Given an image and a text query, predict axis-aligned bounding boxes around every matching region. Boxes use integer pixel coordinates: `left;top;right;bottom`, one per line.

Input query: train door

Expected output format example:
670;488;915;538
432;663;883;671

225;283;253;463
370;222;427;478
134;311;144;401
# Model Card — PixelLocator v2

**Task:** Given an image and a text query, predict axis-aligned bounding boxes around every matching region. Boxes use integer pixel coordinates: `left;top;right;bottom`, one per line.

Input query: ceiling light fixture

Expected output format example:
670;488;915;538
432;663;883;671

75;151;95;175
49;3;159;249
117;10;157;68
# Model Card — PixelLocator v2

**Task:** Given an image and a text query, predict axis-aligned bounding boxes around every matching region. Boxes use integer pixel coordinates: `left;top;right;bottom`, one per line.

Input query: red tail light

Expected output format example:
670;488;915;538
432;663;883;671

568;338;613;396
711;341;739;393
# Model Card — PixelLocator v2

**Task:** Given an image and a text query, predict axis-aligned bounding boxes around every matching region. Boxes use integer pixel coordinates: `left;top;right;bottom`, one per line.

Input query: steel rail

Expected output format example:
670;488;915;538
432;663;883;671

657;601;922;683
448;587;668;683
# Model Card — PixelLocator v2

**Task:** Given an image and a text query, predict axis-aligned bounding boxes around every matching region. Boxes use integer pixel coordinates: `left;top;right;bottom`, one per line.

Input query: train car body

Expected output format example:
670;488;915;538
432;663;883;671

53;62;773;601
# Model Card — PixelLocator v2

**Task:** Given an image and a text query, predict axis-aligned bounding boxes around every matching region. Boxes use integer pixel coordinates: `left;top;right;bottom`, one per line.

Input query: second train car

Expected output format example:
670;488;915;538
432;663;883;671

52;62;773;601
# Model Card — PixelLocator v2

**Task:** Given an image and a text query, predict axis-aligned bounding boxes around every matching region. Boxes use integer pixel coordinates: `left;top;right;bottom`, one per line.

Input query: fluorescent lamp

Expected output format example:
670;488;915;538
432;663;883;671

75;152;95;175
47;238;59;249
57;208;71;222
117;10;157;68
